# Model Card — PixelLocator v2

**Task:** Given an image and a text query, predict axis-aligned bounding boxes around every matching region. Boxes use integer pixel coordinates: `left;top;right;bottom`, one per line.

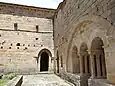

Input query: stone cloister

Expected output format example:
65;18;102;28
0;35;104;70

66;37;107;79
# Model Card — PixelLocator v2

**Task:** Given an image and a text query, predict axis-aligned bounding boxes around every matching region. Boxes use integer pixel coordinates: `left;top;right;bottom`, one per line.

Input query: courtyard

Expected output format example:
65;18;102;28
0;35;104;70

21;74;74;86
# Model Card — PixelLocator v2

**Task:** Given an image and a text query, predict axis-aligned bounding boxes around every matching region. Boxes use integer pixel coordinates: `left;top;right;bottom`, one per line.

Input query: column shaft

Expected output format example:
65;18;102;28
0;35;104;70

80;56;83;75
90;55;95;78
85;55;88;74
96;54;101;78
101;54;106;77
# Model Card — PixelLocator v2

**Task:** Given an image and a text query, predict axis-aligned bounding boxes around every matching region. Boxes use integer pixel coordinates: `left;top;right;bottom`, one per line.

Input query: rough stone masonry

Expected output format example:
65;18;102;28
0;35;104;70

0;0;115;86
54;0;115;86
0;2;55;74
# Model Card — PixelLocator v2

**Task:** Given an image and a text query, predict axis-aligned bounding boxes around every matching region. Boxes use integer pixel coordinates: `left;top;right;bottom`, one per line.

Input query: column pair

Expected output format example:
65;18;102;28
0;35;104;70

80;53;89;75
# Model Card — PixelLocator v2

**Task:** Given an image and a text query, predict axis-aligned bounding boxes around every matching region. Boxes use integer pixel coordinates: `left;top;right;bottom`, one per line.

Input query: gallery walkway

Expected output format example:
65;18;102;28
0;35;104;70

21;73;74;86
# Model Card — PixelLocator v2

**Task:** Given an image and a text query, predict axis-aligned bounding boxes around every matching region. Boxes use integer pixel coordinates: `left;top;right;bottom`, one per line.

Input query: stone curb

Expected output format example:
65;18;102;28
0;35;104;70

6;75;23;86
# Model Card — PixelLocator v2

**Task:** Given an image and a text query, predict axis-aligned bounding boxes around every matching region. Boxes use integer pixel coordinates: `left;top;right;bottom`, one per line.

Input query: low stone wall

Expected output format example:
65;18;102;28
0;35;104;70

59;72;89;86
6;75;23;86
88;79;115;86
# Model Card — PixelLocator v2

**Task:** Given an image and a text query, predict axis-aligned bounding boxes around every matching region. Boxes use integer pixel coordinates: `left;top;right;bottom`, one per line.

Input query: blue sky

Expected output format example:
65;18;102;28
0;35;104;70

0;0;63;9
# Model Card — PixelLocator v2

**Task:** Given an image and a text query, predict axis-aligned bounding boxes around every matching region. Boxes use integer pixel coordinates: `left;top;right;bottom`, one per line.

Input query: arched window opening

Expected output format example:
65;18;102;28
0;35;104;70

80;43;91;75
72;46;80;74
91;37;107;78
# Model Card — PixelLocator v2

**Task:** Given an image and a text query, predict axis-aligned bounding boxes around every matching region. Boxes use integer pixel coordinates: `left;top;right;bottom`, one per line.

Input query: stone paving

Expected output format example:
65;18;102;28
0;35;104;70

21;73;74;86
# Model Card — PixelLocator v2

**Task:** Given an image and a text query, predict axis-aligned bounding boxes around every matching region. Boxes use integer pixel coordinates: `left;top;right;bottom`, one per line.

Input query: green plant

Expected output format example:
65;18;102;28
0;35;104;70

3;73;17;80
0;79;8;86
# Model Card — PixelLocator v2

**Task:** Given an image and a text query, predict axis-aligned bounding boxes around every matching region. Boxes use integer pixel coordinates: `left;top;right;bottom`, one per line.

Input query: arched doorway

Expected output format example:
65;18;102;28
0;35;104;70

40;52;49;71
91;37;107;78
38;48;52;72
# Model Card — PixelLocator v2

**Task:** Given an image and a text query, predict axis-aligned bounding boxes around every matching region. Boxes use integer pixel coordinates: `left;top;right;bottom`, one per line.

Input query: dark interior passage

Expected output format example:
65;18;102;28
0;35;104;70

57;51;59;73
40;52;49;71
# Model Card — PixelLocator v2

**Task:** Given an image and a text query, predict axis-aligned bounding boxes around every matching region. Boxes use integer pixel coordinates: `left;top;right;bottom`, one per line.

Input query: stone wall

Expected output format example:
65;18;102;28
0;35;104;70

0;2;55;74
54;0;115;84
0;2;55;19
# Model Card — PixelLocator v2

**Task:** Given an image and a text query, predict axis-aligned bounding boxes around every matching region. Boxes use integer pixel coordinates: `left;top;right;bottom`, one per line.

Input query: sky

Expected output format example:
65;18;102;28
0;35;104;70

0;0;63;9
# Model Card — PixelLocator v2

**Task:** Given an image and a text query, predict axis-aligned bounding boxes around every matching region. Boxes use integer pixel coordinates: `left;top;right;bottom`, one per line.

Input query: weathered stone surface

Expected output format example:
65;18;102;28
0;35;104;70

0;2;54;74
54;0;115;85
1;0;115;86
21;74;74;86
0;2;55;19
88;79;115;86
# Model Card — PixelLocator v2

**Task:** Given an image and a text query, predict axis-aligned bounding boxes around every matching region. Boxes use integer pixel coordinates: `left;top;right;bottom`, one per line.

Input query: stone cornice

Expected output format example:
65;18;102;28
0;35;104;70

0;2;56;19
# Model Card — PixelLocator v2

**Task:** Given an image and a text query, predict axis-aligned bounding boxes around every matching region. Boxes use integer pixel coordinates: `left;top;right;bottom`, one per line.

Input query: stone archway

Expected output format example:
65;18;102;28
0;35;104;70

67;46;80;73
91;37;107;78
72;46;80;74
40;52;49;71
38;49;52;72
80;43;91;75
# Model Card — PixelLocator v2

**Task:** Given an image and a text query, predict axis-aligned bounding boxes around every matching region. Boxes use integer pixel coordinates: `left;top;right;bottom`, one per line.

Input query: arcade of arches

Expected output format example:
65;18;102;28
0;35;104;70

56;37;108;85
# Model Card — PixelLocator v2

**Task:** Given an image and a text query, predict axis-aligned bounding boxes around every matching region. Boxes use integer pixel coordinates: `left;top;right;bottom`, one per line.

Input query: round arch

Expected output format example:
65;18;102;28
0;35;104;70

66;15;112;73
80;43;91;75
67;45;80;74
72;46;80;73
90;37;107;78
37;48;53;72
38;48;52;58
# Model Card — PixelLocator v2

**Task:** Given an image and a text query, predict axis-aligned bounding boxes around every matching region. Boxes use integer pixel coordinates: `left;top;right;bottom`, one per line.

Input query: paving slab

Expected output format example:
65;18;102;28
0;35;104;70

21;74;74;86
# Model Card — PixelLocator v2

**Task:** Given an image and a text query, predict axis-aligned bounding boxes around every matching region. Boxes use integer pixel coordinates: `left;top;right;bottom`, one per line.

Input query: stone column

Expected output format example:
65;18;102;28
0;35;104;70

96;54;101;78
85;55;88;74
101;53;106;77
80;54;84;75
90;54;95;78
